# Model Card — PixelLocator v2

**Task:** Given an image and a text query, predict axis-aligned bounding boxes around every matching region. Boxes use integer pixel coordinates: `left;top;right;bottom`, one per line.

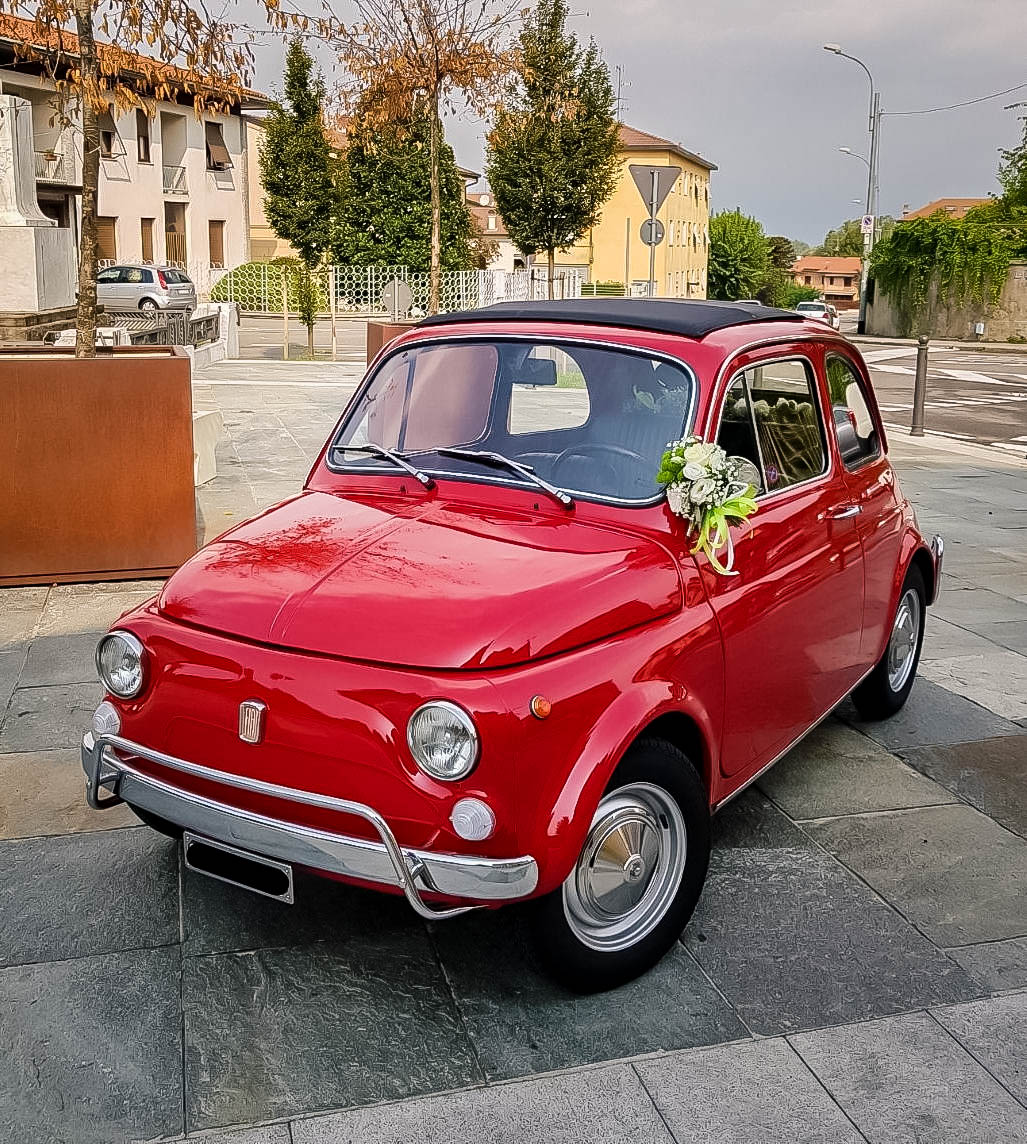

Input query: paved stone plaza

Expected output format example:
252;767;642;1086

1;359;1025;1142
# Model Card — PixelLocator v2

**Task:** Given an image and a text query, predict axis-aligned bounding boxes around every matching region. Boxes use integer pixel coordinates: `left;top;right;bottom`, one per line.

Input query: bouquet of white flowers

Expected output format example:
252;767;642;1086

656;436;758;575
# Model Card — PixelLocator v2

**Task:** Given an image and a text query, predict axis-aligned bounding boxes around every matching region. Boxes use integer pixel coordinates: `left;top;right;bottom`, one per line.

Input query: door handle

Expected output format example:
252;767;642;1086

830;505;862;520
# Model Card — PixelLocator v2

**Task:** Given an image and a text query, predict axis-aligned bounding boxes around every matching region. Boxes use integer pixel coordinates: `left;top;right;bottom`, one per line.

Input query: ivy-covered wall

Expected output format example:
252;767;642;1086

866;262;1027;342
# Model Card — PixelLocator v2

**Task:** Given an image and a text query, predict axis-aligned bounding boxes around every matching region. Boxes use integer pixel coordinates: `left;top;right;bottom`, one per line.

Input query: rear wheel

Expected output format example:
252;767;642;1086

139;298;159;313
530;738;710;992
852;566;926;720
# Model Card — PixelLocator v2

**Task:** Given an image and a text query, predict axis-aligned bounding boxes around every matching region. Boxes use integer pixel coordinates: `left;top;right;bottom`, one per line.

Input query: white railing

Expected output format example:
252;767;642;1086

34;149;75;184
206;264;583;314
162;165;187;195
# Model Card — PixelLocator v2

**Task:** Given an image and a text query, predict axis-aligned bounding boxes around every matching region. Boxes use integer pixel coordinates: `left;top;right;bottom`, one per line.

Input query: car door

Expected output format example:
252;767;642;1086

701;348;866;777
96;266;124;310
824;350;905;664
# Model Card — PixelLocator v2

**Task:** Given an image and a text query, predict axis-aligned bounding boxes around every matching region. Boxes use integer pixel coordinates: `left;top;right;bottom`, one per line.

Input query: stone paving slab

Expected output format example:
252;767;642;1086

919;649;1027;720
756;720;953;821
19;629;105;687
919;615;997;659
837;678;1022;750
0;946;184;1144
0;680;102;752
0;748;139;839
945;937;1027;992
183;939;482;1132
635;1038;864;1143
291;1065;675;1144
932;992;1027;1105
807;804;1027;947
898;735;1027;839
0;826;179;967
789;1010;1027;1144
430;912;746;1081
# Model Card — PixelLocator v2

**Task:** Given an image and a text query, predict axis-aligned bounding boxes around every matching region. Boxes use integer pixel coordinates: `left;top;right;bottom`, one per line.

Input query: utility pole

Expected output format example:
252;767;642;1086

648;168;658;298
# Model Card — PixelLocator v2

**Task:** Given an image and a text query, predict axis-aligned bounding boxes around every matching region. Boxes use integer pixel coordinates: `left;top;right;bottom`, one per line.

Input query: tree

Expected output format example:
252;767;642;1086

333;0;513;313
486;0;619;298
707;209;770;300
998;105;1027;210
1;2;270;357
260;39;342;356
334;105;476;272
766;235;796;270
817;216;896;257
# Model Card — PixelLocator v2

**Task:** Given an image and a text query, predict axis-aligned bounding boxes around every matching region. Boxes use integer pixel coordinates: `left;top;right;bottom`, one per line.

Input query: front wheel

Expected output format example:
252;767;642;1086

530;738;710;992
851;565;926;720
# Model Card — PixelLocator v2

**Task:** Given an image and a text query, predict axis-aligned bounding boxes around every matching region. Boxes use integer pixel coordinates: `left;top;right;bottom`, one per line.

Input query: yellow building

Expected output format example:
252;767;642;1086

553;124;716;298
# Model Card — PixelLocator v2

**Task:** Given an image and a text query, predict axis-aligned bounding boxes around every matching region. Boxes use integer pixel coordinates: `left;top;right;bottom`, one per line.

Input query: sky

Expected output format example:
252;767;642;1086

245;0;1027;245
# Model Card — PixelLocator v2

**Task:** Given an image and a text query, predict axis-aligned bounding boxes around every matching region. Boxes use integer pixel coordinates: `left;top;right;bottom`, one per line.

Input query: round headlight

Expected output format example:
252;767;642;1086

407;701;479;781
96;631;146;699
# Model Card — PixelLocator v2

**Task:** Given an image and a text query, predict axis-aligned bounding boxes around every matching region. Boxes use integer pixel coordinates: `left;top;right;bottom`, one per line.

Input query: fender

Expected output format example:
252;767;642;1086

532;666;721;896
877;526;935;662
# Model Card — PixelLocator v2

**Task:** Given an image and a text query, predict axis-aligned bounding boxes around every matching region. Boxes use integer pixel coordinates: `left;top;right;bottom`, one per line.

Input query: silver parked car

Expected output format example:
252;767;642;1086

96;265;197;313
794;300;841;330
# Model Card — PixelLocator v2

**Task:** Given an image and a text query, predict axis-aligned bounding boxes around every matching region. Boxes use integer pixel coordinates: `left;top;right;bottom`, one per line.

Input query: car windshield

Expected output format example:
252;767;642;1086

329;338;694;503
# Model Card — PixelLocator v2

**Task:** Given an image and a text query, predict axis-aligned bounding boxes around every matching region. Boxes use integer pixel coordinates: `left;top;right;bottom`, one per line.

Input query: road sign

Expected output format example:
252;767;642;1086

381;278;413;320
629;165;680;216
860;214;874;235
640;218;665;246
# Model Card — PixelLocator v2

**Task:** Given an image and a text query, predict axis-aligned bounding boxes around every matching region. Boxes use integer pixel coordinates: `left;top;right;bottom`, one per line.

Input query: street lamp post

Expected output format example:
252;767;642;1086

824;44;880;333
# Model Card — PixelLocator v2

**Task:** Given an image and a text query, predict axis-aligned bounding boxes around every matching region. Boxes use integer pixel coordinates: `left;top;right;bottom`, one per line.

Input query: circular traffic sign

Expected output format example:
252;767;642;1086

640;219;665;246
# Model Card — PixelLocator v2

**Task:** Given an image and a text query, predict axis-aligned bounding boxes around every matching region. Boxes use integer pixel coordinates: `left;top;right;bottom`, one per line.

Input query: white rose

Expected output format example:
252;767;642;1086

681;462;705;481
690;477;716;503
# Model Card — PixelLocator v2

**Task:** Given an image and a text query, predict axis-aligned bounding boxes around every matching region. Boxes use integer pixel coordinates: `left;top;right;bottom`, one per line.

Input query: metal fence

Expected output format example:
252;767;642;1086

207;263;583;317
96;309;220;346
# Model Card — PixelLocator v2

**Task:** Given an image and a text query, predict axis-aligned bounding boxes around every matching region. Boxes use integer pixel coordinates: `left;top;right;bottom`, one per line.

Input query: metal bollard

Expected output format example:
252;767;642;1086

910;335;929;436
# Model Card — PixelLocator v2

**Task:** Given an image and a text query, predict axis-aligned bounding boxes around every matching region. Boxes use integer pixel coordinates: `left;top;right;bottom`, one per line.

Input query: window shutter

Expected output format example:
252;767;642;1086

96;216;117;261
204;122;233;169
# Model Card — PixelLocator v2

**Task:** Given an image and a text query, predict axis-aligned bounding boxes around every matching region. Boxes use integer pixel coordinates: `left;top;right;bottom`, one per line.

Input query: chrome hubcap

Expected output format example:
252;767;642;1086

887;587;921;692
563;782;687;952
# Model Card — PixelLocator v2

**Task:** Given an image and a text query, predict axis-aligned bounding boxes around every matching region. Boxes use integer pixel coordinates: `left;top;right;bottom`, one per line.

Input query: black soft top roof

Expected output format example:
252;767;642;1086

418;298;804;339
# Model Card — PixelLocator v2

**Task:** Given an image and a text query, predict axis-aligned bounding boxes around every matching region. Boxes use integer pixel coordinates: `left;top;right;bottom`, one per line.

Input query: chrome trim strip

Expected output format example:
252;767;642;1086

324;332;699;509
712;660;877;813
81;733;538;916
930;534;944;604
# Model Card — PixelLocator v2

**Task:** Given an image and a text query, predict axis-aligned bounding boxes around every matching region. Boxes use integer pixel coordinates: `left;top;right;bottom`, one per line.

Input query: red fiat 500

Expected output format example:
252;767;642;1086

83;299;942;991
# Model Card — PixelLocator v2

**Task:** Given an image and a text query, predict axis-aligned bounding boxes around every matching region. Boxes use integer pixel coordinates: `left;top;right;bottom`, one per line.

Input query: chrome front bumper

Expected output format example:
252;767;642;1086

930;534;944;604
81;732;538;919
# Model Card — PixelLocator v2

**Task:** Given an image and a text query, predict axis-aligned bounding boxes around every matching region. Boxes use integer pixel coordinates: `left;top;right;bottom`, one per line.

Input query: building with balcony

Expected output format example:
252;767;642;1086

791;256;862;309
0;14;261;298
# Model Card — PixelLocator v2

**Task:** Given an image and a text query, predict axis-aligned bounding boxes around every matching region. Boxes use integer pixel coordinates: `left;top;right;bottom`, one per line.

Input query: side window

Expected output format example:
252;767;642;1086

96;268;121;283
826;355;881;467
716;359;827;494
508;345;590;435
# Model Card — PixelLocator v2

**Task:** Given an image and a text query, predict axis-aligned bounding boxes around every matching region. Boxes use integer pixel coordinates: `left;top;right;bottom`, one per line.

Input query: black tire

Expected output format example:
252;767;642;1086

852;565;926;721
139;298;159;313
529;738;710;993
128;803;184;839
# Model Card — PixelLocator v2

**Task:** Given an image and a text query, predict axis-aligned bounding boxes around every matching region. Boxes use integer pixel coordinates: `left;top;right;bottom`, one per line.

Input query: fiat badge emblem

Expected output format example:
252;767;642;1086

238;700;266;744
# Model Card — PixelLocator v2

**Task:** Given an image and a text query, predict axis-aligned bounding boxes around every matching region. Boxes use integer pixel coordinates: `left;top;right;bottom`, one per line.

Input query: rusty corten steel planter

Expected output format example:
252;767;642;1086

365;320;418;365
0;345;196;585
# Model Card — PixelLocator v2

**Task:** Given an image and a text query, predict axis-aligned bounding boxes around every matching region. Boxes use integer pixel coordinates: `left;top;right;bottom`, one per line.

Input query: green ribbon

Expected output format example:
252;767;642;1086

689;486;758;576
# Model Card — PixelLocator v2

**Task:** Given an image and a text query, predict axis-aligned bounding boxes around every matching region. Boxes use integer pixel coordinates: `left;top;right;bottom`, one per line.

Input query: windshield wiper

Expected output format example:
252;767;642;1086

329;443;435;489
434;448;573;509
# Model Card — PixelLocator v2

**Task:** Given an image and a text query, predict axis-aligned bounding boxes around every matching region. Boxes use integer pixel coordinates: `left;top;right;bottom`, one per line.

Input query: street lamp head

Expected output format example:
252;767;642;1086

823;43;842;53
839;147;853;155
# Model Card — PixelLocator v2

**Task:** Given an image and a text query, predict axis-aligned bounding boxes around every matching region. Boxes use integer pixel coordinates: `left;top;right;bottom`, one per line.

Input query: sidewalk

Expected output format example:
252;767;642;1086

0;362;1024;1143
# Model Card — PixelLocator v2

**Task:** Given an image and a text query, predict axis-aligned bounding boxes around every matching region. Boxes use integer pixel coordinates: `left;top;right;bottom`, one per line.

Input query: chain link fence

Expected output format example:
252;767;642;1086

207;263;582;317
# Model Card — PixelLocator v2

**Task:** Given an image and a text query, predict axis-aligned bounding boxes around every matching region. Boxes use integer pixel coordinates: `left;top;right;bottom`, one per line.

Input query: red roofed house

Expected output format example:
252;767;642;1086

791;256;862;310
902;198;991;220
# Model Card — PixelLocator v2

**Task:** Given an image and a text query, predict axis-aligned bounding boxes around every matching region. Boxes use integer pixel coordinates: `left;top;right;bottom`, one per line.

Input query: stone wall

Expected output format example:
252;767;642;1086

867;261;1027;342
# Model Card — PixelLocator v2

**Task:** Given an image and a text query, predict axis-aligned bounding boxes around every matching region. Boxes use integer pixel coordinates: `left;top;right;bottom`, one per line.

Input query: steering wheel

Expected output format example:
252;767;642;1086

551;443;650;488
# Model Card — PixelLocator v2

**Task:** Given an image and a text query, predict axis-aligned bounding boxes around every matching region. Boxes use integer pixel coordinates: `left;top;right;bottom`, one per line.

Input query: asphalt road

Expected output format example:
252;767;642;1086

860;344;1027;455
236;315;1027;454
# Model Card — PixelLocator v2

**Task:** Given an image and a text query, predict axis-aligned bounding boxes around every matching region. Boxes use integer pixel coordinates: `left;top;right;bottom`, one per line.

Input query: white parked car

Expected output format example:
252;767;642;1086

794;300;841;330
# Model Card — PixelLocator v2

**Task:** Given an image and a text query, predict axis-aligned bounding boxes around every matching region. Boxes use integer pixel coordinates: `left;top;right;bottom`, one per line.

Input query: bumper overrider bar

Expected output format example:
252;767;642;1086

81;732;538;920
930;534;944;604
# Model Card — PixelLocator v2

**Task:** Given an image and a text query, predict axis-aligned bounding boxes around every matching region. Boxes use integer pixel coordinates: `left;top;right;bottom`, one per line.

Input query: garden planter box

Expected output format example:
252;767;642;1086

0;345;196;585
366;320;419;365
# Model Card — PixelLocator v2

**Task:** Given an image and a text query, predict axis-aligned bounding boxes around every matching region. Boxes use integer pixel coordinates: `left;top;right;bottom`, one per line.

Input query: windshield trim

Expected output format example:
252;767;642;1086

324;332;699;509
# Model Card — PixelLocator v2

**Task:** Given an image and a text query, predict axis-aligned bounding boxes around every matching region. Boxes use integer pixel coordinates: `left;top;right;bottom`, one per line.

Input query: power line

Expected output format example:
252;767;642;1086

886;80;1027;117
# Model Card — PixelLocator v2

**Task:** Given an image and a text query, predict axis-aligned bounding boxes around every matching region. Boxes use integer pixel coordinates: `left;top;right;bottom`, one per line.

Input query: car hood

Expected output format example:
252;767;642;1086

158;491;681;670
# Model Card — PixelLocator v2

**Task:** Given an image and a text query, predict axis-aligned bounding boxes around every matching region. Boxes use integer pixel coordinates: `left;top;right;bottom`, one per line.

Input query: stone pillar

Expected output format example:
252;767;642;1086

0;94;76;313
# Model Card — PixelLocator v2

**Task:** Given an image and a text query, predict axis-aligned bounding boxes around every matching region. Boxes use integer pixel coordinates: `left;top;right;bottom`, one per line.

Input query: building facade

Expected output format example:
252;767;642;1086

0;14;255;298
552;125;716;298
901;198;991;221
791;256;861;310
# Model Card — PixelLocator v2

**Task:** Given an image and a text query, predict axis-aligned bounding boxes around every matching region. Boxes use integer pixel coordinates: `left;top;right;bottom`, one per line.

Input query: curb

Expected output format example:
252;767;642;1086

854;336;1027;356
884;423;1027;467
